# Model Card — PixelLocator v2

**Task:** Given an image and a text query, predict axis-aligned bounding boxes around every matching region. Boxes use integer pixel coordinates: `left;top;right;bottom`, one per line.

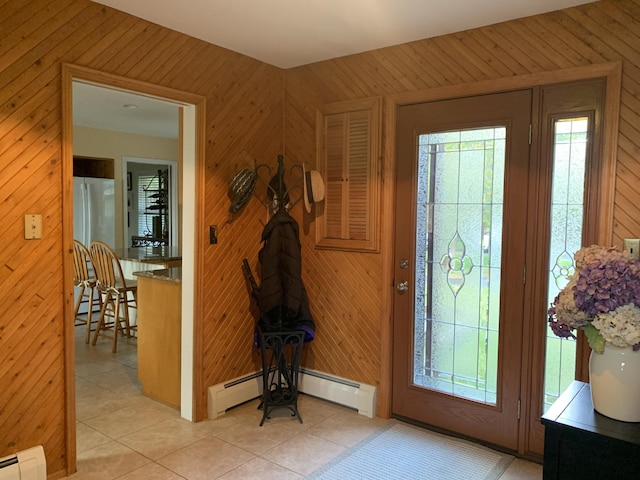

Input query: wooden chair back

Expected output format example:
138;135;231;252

89;241;137;352
73;239;93;286
89;241;128;293
73;239;101;340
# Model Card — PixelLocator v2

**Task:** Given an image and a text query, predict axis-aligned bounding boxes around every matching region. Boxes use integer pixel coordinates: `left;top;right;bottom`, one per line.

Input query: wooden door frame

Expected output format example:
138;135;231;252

61;64;207;474
379;62;621;455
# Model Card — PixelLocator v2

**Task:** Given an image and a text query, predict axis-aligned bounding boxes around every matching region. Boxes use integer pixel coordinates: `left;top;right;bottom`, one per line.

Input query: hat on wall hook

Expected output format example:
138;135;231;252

303;163;325;213
228;167;257;214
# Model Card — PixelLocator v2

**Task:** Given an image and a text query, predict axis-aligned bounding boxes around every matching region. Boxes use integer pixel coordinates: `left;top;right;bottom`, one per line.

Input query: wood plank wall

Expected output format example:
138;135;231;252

2;0;639;476
0;0;283;476
285;0;640;415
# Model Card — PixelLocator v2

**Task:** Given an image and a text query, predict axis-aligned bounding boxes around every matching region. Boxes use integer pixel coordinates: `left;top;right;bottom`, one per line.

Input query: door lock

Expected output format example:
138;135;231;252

396;280;409;292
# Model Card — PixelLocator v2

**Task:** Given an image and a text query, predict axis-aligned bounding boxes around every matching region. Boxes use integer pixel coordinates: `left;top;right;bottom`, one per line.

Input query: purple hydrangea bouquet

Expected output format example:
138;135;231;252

547;245;640;353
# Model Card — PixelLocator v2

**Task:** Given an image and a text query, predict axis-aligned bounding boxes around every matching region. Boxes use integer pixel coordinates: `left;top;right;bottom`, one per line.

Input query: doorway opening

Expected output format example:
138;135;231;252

68;77;197;418
63;63;205;472
124;157;179;248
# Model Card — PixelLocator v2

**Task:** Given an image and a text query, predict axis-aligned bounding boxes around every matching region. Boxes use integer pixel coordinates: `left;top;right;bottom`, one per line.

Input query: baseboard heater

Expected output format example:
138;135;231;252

207;367;376;420
0;446;46;480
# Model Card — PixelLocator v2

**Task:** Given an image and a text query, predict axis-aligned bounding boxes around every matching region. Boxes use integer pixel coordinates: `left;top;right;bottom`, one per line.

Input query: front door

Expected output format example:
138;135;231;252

392;90;532;449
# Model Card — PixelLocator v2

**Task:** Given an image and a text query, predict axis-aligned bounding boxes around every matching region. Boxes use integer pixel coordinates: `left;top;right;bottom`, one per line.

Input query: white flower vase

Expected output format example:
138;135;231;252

589;343;640;422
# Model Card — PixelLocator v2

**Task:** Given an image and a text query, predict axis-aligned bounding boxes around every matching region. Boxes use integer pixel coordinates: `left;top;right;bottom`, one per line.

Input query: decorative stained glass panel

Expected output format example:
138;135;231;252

543;117;588;412
414;127;505;405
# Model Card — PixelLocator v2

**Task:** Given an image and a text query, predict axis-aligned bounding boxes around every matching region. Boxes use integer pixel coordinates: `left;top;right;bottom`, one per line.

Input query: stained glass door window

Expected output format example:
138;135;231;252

414;127;505;405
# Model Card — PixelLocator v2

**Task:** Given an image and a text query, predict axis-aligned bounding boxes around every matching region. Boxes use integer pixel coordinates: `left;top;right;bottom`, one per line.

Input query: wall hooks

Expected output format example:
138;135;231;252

228;154;305;217
256;154;303;213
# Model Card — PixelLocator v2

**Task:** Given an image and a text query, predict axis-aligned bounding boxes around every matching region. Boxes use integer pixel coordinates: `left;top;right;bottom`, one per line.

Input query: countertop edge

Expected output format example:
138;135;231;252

133;267;182;283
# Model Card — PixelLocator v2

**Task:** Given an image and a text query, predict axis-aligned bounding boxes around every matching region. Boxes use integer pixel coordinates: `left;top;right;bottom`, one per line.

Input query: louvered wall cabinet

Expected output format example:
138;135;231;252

315;97;381;252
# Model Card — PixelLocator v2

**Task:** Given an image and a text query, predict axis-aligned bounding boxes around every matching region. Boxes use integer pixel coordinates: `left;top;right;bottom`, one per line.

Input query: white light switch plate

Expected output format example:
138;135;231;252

24;214;42;239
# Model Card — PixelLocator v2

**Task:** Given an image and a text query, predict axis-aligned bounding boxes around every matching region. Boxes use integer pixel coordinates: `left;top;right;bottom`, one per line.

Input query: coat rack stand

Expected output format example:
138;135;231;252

257;326;305;426
241;154;313;426
242;259;308;426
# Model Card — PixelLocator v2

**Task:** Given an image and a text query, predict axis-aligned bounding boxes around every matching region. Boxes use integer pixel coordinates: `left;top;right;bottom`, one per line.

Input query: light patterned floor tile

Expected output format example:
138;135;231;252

75;422;111;453
75;385;138;422
305;410;391;447
156;436;255;480
218;457;303;480
66;326;544;479
261;433;347;476
295;394;350;425
117;462;186;479
119;417;213;460
84;363;141;394
83;402;179;439
65;440;151;480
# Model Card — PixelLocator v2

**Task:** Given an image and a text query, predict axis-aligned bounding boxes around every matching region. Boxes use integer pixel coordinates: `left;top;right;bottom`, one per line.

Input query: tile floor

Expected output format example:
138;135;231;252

66;325;543;479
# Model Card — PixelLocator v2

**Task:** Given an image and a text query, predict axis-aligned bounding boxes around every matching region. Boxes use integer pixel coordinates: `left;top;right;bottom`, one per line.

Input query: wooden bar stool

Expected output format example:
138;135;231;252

73;240;100;343
90;241;137;353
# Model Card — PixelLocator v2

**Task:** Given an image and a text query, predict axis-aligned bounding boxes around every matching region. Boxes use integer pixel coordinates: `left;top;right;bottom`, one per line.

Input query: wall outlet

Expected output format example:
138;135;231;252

623;238;640;260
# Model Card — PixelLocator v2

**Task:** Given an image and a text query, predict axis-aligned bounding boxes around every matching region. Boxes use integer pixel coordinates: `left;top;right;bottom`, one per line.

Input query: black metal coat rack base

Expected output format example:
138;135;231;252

257;328;305;426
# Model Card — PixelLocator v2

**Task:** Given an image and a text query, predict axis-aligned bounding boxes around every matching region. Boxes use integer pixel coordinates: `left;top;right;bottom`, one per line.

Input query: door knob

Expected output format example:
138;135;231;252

396;280;409;292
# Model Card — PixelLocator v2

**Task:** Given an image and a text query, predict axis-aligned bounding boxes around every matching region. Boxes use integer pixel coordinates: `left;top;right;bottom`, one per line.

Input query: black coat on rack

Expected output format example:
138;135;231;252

258;208;315;342
243;154;315;342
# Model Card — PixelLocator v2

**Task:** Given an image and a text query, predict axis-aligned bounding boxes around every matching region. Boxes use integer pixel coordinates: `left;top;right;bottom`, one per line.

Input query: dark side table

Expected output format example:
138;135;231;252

541;380;640;480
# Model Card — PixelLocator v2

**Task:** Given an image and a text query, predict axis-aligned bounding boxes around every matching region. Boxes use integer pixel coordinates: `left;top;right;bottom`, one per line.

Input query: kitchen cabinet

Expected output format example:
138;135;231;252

134;268;182;408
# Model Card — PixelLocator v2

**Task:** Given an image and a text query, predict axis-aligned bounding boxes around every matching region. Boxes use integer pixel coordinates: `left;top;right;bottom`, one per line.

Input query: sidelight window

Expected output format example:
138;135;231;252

543;117;588;411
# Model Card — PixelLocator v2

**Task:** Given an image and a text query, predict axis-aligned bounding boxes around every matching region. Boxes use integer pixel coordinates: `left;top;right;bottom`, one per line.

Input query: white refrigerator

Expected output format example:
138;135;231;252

73;176;115;315
73;176;115;248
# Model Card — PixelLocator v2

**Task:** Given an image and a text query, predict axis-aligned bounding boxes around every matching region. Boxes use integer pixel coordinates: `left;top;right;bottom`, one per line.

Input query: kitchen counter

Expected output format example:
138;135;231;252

133;267;181;283
117;247;181;280
133;267;182;408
